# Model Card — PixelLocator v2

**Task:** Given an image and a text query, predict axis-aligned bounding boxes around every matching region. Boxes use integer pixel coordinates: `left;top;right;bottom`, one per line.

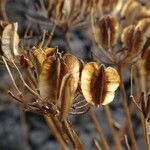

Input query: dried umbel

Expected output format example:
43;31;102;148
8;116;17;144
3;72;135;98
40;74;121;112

91;4;150;65
121;0;150;27
97;15;119;50
81;62;120;106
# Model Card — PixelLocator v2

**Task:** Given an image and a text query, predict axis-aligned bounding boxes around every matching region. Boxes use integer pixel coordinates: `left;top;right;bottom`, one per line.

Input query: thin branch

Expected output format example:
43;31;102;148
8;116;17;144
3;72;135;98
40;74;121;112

91;111;109;150
2;56;22;95
118;66;138;150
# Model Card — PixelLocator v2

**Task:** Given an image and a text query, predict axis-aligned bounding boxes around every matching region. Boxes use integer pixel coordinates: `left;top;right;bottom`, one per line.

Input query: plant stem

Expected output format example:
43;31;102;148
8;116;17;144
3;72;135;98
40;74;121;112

104;106;121;150
118;66;138;150
45;116;68;150
91;111;109;150
139;63;150;150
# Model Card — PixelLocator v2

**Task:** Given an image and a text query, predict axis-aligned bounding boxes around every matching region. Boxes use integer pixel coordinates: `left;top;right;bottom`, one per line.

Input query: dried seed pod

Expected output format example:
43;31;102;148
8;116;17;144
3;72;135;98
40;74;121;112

0;21;8;55
122;18;150;53
39;56;61;102
98;16;119;49
59;73;75;120
121;0;150;27
121;25;135;52
63;53;80;89
136;18;150;51
1;22;19;60
81;62;120;106
33;48;47;68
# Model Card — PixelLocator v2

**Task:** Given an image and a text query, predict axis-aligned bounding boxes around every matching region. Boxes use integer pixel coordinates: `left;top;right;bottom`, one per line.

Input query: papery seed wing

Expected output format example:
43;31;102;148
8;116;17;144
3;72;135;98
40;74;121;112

2;23;19;60
81;62;99;105
33;48;46;67
59;73;75;121
63;53;80;89
39;56;60;103
102;67;120;105
102;91;115;105
32;48;47;75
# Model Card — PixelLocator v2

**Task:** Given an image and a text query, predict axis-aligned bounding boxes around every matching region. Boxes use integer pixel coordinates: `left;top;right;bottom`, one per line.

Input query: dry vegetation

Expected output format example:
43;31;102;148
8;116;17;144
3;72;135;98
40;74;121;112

0;0;150;149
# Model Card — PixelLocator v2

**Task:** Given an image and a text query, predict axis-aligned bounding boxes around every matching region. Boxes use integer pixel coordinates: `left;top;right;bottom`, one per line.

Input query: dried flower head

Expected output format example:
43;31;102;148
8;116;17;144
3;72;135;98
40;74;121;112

81;62;120;106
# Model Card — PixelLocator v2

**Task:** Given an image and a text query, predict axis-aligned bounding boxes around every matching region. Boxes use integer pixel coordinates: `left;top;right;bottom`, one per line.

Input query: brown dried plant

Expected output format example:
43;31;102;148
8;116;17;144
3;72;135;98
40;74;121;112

0;0;150;149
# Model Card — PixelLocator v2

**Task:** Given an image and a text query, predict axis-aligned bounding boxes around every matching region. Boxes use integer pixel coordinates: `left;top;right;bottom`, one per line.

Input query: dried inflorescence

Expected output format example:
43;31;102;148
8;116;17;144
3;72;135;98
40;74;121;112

0;22;120;122
33;48;81;119
92;14;150;65
1;1;150;149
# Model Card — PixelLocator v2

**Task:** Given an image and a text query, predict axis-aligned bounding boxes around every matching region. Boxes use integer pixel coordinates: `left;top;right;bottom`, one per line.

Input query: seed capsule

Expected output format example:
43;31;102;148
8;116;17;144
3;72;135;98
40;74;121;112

81;62;120;106
98;16;119;50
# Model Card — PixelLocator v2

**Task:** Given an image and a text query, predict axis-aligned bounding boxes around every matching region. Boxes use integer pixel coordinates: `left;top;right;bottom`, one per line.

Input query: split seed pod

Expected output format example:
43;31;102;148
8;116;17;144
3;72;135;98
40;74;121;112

59;73;75;120
1;22;19;60
122;18;150;53
98;16;119;50
81;62;120;106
